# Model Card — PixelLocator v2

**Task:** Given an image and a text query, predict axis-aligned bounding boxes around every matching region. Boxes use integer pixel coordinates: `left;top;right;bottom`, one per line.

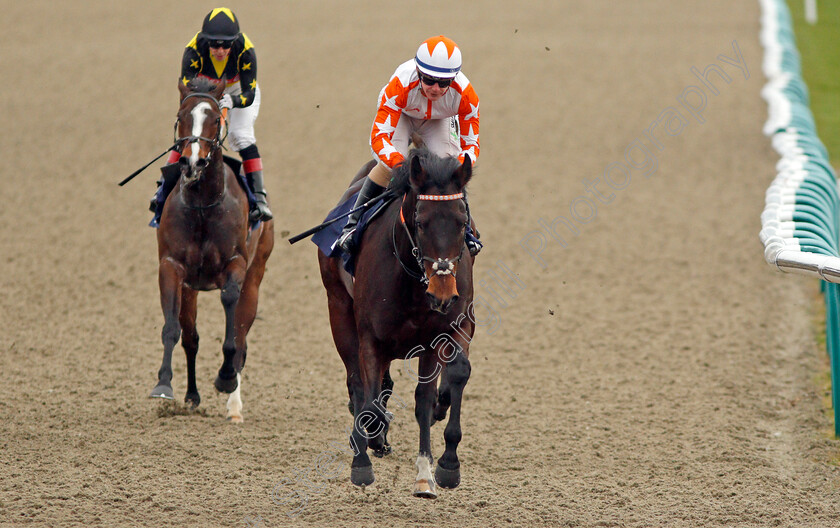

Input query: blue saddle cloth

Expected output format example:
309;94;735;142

312;191;394;275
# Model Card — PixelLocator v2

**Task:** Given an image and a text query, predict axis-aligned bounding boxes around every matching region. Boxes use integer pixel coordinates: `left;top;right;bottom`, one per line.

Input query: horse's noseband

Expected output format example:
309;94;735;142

428;256;459;275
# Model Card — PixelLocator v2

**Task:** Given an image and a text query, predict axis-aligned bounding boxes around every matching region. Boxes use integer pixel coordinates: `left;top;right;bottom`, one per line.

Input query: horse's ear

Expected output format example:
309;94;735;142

178;79;190;102
212;77;227;99
409;154;426;190
455;154;473;189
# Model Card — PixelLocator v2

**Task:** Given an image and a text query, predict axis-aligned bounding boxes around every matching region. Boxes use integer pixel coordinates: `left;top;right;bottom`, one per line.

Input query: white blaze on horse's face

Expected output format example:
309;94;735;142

187;102;213;172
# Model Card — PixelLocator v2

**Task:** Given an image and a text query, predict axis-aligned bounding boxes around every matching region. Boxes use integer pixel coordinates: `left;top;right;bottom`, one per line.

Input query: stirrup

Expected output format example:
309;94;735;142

338;227;357;253
249;206;271;223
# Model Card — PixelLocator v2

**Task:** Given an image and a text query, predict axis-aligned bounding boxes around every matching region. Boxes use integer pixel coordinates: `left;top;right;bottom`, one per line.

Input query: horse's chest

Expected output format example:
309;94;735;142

183;243;237;289
378;314;456;356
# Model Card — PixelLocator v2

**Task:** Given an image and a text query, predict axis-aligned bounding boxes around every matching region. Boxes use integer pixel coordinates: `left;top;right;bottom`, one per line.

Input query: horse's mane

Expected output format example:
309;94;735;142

388;147;463;196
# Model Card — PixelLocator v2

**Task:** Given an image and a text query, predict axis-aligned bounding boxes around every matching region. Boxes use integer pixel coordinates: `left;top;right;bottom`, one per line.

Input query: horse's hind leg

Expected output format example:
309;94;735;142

226;254;269;424
433;367;451;424
319;255;361;416
234;228;274;371
435;349;471;489
349;343;392;487
179;288;200;407
369;369;394;458
150;259;185;400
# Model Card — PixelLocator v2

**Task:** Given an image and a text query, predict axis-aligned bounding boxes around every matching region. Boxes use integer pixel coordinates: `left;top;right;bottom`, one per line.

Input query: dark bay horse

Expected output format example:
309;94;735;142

318;148;475;498
149;79;274;423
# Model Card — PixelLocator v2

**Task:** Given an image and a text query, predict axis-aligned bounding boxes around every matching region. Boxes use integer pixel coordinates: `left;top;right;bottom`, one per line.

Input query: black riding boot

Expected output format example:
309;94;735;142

248;170;273;223
149;163;181;227
337;177;386;254
149;179;161;213
464;191;482;256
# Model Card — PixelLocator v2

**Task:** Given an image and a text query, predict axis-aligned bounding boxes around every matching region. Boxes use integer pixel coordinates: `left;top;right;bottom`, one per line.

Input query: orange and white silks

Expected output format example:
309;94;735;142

370;60;480;170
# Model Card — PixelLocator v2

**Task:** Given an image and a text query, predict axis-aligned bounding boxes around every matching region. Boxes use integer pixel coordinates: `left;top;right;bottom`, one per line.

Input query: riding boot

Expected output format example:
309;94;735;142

337;177;386;254
464;191;482;256
149;176;163;213
247;170;273;223
149;163;182;227
239;145;273;223
150;150;182;212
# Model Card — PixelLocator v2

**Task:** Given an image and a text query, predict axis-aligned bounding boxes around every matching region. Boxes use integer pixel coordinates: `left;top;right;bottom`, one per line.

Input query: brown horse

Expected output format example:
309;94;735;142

149;79;274;423
318;148;475;497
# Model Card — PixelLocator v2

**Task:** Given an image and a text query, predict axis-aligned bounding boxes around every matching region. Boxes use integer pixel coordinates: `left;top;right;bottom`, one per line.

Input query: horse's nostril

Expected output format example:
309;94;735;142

426;292;441;307
196;158;208;169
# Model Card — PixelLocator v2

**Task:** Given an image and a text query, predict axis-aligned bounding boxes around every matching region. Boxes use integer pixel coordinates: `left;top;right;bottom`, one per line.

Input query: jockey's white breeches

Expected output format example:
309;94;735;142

225;84;260;152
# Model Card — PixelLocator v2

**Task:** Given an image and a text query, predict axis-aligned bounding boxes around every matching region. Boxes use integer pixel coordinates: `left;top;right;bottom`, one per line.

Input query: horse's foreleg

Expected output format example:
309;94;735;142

215;259;246;397
179;288;199;406
150;258;185;400
435;349;471;489
413;354;441;498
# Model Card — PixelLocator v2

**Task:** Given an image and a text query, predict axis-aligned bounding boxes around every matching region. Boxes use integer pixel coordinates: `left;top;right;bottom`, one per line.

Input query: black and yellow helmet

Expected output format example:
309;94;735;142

200;8;240;41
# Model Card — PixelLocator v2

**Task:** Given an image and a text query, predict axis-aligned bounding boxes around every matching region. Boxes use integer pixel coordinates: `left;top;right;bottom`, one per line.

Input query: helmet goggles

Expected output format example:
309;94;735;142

418;71;452;88
208;38;233;49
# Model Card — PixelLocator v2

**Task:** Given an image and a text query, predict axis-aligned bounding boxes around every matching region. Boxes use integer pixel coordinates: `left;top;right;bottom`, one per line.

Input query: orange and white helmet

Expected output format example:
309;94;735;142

414;35;462;79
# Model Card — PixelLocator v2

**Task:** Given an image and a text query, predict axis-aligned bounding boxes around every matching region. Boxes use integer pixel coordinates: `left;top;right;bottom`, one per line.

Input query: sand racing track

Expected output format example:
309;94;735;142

2;1;840;526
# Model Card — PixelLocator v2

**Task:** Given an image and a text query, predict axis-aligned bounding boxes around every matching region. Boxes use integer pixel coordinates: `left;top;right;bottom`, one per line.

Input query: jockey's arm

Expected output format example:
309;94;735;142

370;78;409;169
232;34;258;108
457;83;480;165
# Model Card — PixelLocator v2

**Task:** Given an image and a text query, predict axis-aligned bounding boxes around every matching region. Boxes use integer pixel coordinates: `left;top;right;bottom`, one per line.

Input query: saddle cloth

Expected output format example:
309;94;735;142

312;191;395;275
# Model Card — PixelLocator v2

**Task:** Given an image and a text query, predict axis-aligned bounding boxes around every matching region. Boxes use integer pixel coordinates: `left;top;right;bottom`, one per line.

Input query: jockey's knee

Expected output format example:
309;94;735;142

367;162;392;187
229;133;257;153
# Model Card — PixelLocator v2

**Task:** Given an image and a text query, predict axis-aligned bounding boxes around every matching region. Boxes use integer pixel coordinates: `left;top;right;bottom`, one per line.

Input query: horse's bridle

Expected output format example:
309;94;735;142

172;92;229;210
171;92;228;154
393;192;467;286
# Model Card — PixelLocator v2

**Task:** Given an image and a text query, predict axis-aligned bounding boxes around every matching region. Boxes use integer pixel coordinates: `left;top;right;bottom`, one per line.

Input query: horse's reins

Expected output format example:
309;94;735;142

393;192;467;285
119;92;228;186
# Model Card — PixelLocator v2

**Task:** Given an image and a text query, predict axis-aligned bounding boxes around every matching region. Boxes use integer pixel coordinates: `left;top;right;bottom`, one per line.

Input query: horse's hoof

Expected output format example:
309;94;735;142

214;374;238;394
372;443;392;458
435;464;460;489
227;414;244;424
149;384;174;400
413;478;438;499
185;392;201;407
350;465;375;487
